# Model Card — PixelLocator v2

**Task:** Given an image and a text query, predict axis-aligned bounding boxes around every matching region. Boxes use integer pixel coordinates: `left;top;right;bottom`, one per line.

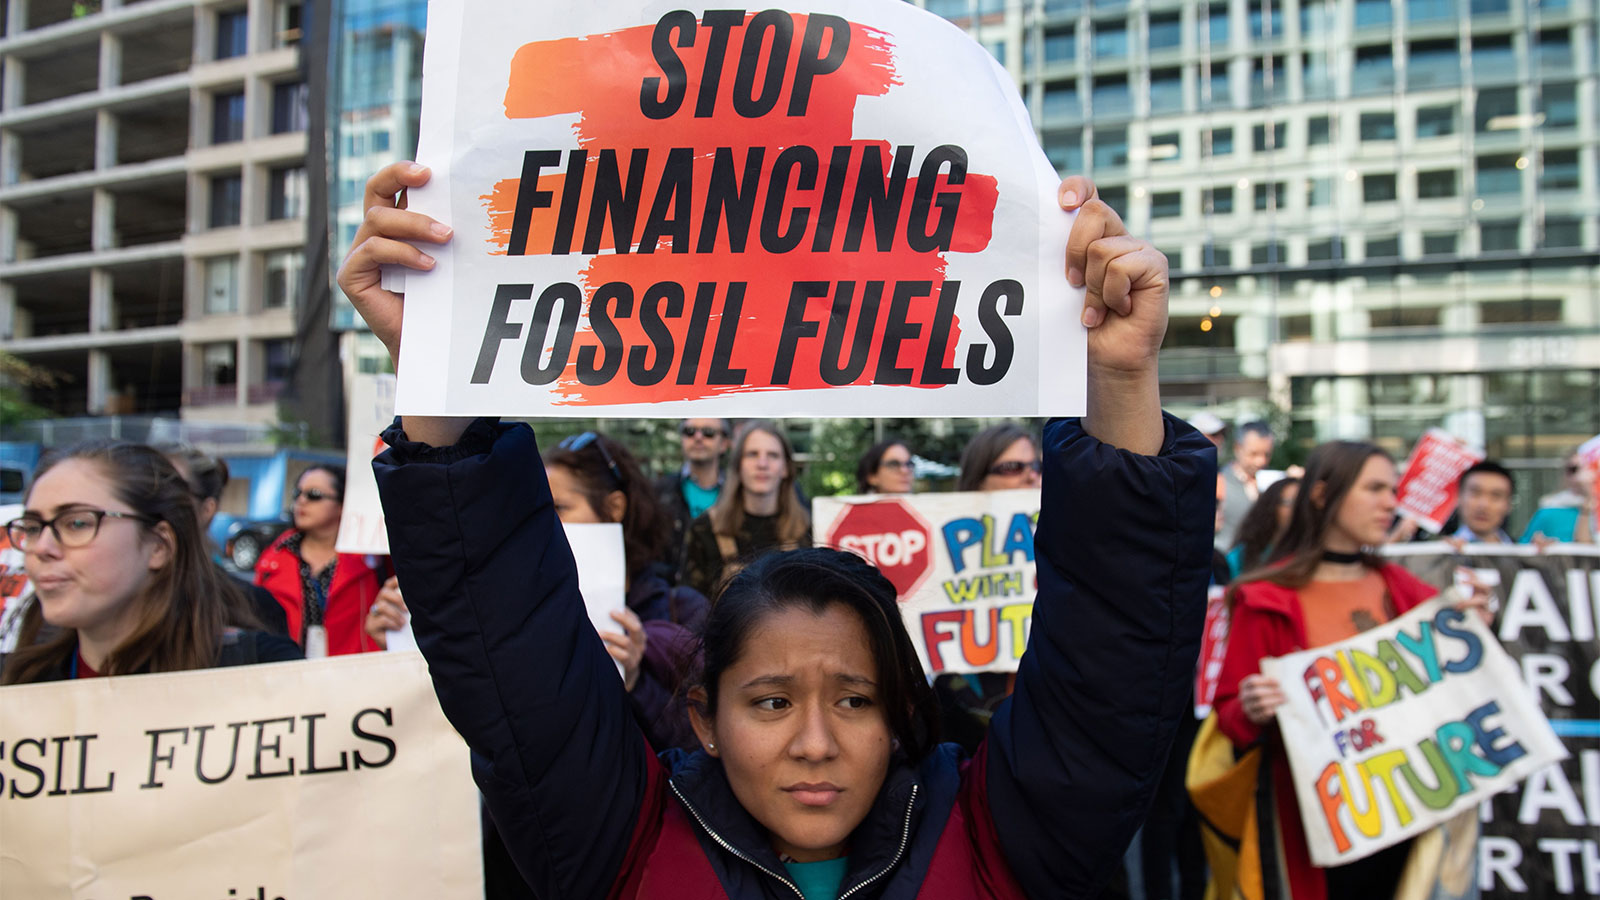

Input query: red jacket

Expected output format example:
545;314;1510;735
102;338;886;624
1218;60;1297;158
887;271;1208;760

254;532;387;655
1212;563;1437;900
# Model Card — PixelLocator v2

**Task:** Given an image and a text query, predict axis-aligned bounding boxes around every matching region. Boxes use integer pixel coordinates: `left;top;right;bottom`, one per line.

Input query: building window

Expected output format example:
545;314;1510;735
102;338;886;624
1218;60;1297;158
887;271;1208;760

1306;177;1333;207
1366;235;1400;258
1253;121;1287;152
1475;87;1518;133
268;165;307;220
1251;241;1286;265
1355;0;1392;28
1093;127;1129;169
275;0;304;47
1422;233;1458;255
202;342;237;387
1408;40;1461;90
1537;29;1573;73
1149;13;1181;50
1150;68;1183;114
1248;1;1282;38
1093;76;1132;117
1148;131;1181;161
1042;28;1075;64
1307;115;1331;145
1302;55;1332;100
208;173;242;228
264;249;303;309
1476;154;1521;194
1353;45;1394;95
1044;128;1084;173
1363;174;1397;202
1417;169;1458;198
272;81;309;134
1300;1;1330;38
1204;242;1233;268
1480;221;1519;251
1042;82;1080;122
263;338;293;383
1306;237;1343;261
212;91;245;144
1099;186;1128;213
215;9;249;60
1408;0;1458;23
1092;21;1128;58
1254;181;1286;211
1360;111;1396;141
1471;36;1515;82
1205;8;1229;46
1540;150;1580;191
1415;105;1457;138
1370;307;1442;328
1205;126;1235;157
1541;83;1577;128
984;40;1006;64
1481;299;1562;323
1542;218;1582;248
1470;0;1509;14
204;257;239;314
1206;186;1236;214
1150;191;1182;218
1250;56;1287;105
1202;68;1231;109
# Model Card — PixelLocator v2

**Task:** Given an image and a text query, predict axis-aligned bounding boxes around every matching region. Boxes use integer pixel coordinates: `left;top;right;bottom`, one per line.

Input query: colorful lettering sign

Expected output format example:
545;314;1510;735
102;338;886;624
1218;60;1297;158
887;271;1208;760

1395;428;1484;534
1262;594;1566;867
815;489;1038;675
1387;544;1600;899
392;0;1078;418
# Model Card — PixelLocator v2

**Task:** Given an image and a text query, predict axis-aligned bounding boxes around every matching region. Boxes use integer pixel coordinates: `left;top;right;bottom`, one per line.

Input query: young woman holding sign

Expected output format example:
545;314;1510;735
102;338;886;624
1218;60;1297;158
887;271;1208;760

1213;442;1495;899
338;162;1213;900
2;442;302;684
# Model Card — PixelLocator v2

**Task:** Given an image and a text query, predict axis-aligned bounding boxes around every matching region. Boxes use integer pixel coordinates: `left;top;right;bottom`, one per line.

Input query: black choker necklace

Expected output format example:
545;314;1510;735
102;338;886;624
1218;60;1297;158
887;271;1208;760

1322;549;1363;564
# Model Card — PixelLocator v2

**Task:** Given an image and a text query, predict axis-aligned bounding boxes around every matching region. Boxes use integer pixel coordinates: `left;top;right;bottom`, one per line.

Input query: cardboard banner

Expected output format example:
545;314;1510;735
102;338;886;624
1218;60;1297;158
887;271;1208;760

392;0;1078;418
0;503;30;655
1395;428;1484;533
336;373;397;555
0;652;481;896
814;489;1037;675
1387;544;1600;898
1260;594;1566;868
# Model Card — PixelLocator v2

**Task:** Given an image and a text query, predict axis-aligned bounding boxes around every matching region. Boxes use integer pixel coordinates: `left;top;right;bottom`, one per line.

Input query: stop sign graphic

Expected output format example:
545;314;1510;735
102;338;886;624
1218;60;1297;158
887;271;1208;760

826;499;935;599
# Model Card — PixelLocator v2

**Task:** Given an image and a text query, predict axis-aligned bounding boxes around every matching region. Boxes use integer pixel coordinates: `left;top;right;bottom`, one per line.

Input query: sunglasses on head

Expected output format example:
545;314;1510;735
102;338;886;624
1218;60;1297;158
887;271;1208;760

560;432;624;487
987;460;1042;478
681;425;725;439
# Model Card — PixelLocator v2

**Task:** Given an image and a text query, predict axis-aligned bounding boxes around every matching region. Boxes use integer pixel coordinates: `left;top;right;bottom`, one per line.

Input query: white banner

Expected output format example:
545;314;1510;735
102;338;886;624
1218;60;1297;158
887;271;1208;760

393;0;1079;418
814;489;1037;675
336;373;396;555
1261;595;1567;867
0;653;481;896
0;503;29;654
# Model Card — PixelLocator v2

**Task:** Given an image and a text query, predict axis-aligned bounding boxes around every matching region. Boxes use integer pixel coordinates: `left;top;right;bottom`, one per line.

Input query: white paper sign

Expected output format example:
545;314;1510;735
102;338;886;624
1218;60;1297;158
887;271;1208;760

565;521;628;680
394;0;1079;418
336;373;397;555
1261;594;1567;867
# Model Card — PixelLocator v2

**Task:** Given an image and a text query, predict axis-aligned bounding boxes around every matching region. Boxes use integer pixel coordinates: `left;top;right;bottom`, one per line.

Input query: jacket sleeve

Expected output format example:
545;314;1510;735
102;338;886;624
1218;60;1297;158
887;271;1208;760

984;414;1215;898
1212;588;1277;749
372;419;648;899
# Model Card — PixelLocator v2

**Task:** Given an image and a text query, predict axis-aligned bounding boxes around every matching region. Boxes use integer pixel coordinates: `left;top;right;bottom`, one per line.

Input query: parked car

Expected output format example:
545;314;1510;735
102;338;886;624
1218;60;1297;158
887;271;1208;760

0;465;25;507
223;517;292;573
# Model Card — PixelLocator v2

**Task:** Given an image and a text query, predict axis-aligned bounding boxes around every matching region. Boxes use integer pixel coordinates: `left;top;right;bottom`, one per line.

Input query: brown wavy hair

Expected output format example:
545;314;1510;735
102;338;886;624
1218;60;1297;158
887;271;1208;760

3;441;237;684
708;421;809;549
544;431;671;586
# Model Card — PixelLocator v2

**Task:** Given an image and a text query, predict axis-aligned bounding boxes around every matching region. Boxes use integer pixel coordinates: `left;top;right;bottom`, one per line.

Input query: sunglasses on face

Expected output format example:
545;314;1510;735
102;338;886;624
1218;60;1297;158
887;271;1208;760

878;459;912;472
294;489;341;503
560;431;625;487
987;460;1043;478
681;426;725;439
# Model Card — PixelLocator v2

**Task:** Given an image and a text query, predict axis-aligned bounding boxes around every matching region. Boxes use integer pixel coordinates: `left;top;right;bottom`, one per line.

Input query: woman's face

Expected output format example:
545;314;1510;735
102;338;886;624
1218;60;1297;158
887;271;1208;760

1328;456;1398;550
867;445;914;494
546;465;603;523
979;438;1041;491
739;430;789;501
695;603;893;863
22;459;169;640
291;469;343;534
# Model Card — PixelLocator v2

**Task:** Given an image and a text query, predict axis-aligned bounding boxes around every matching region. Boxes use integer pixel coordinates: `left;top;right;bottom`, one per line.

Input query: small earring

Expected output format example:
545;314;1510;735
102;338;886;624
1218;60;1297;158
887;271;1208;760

707;742;716;752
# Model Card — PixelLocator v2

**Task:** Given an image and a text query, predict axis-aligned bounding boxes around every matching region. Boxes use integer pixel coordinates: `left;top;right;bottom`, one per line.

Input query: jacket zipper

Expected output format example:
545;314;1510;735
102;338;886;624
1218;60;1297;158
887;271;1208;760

838;783;919;900
669;779;807;900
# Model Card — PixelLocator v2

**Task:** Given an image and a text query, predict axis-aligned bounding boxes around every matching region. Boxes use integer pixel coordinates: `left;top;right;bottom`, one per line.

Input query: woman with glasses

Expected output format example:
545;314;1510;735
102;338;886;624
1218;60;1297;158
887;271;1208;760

1;441;301;684
680;421;812;598
254;464;388;657
957;424;1043;492
856;439;915;494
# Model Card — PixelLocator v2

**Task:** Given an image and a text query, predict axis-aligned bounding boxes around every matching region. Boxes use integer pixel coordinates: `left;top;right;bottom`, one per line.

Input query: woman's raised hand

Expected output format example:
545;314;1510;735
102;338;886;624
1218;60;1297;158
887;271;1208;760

335;162;452;368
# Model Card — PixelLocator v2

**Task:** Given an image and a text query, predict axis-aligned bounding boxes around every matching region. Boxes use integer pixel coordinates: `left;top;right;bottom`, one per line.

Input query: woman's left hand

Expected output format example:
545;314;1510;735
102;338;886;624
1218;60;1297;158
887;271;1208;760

365;576;409;649
1453;567;1498;628
601;609;648;691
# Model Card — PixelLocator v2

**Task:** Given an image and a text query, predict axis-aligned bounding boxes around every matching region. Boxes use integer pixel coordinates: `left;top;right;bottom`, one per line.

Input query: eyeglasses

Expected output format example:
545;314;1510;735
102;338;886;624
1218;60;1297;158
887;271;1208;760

681;425;725;440
987;460;1042;478
560;431;624;487
879;459;912;472
6;507;155;551
293;489;341;503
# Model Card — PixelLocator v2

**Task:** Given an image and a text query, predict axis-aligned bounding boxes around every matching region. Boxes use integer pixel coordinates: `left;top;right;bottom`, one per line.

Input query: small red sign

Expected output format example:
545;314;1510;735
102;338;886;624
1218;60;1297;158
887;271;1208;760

825;499;935;600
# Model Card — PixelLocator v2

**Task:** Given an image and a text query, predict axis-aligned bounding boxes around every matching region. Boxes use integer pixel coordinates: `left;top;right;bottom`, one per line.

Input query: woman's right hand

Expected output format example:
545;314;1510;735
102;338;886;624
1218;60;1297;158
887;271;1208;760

365;576;409;649
1239;673;1285;725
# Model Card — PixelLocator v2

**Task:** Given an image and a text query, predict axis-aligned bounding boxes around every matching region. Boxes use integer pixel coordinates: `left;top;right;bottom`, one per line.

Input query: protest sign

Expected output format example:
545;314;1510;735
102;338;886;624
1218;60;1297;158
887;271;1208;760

1387;544;1600;898
1194;585;1228;718
336;372;396;555
0;652;481;896
1261;593;1565;868
392;0;1078;418
815;489;1037;675
567;521;629;681
1395;428;1484;533
0;503;29;654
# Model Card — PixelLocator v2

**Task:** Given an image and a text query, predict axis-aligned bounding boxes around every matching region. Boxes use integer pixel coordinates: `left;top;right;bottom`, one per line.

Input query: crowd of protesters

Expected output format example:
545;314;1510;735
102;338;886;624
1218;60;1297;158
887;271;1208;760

2;162;1594;900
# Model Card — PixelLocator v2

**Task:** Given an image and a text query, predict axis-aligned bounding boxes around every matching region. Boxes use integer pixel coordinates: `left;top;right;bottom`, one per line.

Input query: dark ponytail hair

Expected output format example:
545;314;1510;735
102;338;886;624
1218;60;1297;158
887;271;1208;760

3;441;238;684
691;547;940;761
